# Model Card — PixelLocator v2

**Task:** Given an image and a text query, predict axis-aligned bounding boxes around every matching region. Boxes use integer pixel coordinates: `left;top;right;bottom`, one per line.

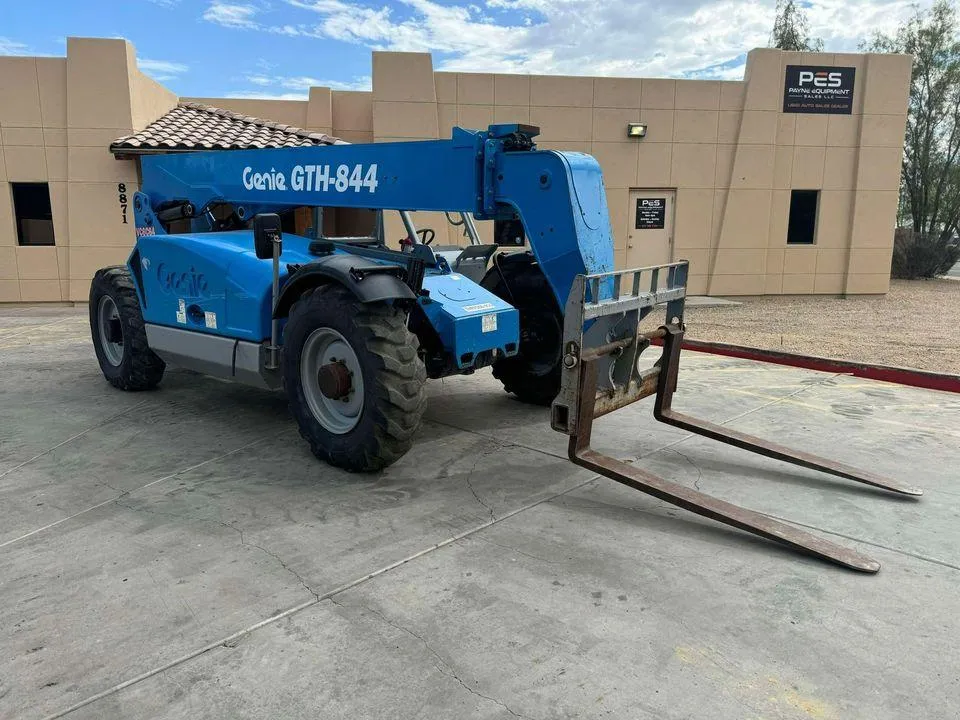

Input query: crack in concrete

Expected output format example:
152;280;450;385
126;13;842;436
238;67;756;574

241;536;320;602
462;442;506;523
100;480;126;495
330;598;533;720
114;500;320;601
667;447;704;492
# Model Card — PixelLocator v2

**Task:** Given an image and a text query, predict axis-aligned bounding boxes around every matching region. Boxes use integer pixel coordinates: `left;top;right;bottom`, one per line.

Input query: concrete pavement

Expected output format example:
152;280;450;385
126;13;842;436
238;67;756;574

1;305;958;720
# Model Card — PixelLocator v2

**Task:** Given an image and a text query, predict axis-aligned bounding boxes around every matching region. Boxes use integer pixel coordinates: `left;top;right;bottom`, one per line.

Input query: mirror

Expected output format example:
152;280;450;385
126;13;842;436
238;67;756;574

253;213;282;260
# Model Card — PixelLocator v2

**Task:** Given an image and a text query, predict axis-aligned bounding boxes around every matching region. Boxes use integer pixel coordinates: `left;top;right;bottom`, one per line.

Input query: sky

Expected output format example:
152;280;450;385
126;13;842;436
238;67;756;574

0;0;934;99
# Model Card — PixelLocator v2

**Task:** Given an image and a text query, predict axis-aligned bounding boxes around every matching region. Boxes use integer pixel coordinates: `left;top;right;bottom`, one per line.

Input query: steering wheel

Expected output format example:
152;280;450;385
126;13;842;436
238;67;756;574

417;228;436;246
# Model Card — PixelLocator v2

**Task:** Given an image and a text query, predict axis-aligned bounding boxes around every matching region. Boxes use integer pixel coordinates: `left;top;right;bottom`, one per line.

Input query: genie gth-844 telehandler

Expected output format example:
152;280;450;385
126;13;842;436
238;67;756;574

89;124;921;573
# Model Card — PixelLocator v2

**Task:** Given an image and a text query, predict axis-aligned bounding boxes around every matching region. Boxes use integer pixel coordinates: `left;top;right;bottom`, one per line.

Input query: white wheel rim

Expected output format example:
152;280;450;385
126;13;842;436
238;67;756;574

97;295;124;366
300;327;364;434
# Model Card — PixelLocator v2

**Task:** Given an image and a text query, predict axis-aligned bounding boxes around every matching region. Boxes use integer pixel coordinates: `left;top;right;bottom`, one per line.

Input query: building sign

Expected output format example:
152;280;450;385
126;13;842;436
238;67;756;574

635;198;666;230
783;65;856;114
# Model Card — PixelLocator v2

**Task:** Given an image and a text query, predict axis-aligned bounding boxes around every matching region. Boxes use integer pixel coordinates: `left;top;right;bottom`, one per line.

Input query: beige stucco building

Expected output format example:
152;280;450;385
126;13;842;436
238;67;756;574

0;37;911;303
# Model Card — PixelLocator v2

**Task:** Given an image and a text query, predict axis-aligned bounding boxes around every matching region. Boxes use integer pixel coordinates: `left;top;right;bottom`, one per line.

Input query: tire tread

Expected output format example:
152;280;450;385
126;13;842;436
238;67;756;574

89;266;165;391
285;285;426;472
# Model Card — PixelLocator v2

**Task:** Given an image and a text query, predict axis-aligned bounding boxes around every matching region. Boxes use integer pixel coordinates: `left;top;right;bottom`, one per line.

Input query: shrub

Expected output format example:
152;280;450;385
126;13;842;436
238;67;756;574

890;228;960;279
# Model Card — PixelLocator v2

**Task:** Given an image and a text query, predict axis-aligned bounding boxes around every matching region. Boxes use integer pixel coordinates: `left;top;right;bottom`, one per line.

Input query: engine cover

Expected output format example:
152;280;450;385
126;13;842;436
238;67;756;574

419;272;519;371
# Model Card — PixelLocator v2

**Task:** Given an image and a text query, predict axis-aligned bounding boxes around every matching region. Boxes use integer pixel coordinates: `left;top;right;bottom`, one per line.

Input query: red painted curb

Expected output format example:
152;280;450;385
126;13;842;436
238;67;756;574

651;337;960;394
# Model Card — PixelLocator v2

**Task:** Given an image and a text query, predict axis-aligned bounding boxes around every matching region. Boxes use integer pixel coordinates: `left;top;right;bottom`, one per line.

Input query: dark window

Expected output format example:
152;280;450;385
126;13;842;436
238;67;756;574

787;190;818;245
11;183;55;246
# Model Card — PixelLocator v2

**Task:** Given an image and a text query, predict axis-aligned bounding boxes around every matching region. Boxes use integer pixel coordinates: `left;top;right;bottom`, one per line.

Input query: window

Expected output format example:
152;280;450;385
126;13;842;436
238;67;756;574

11;183;55;246
787;190;818;245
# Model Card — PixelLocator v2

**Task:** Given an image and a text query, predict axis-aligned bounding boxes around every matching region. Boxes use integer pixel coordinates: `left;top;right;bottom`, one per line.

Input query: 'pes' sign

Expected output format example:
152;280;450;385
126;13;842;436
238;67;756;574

783;65;855;115
635;198;666;230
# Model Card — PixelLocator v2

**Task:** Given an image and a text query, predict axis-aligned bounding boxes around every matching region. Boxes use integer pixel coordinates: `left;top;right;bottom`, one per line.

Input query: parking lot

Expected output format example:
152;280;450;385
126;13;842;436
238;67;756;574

2;305;959;720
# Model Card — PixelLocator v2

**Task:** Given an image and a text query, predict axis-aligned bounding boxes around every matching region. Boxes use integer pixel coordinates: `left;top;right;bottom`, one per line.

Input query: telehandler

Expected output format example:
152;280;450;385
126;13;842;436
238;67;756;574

90;124;920;572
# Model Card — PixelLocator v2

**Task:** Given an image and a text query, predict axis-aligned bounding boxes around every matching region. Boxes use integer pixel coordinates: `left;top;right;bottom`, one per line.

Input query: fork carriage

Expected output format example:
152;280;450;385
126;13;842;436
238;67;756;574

550;260;922;573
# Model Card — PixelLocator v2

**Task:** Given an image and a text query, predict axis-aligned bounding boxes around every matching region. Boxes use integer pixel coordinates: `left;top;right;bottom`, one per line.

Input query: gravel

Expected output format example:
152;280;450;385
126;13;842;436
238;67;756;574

683;278;960;374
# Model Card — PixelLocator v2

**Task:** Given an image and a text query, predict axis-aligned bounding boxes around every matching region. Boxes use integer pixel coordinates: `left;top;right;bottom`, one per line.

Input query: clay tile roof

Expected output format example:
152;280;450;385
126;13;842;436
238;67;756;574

110;102;345;156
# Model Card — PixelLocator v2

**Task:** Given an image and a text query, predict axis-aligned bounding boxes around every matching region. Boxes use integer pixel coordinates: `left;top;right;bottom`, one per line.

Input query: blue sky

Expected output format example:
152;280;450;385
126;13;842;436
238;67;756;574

0;0;930;99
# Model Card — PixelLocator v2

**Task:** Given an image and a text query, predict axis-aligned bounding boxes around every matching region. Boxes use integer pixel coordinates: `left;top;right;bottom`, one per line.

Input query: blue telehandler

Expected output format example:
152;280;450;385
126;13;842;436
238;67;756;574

89;124;920;572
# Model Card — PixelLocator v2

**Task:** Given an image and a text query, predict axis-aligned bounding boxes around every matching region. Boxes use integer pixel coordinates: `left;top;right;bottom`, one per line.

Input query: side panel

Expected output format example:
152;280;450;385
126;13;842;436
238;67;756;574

134;230;316;342
144;324;280;389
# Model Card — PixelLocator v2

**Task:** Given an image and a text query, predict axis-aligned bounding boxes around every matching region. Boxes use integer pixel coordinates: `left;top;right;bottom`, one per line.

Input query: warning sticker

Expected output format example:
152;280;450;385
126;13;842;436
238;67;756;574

462;302;495;313
204;311;218;329
176;299;186;324
481;313;497;333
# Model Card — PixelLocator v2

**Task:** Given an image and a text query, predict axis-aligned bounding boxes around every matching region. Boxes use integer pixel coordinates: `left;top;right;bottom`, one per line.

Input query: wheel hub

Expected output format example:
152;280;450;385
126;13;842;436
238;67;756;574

107;317;123;344
317;361;352;400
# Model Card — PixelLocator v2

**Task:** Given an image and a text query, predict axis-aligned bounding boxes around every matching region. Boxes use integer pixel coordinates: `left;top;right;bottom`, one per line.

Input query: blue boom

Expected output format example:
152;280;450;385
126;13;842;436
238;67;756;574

134;124;614;315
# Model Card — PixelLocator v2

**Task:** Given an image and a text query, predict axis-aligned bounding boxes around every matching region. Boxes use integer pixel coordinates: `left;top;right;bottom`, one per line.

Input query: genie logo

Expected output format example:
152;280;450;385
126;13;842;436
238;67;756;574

156;263;209;298
242;166;287;191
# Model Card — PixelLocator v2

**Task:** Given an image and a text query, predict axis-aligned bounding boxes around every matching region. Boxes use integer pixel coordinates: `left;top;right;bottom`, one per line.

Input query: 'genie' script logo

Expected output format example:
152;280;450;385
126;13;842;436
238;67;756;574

156;264;209;298
242;166;287;191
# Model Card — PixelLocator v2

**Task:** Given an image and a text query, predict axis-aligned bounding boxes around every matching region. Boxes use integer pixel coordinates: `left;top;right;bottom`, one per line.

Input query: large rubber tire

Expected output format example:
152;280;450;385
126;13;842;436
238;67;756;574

283;285;427;472
481;257;563;406
89;266;165;391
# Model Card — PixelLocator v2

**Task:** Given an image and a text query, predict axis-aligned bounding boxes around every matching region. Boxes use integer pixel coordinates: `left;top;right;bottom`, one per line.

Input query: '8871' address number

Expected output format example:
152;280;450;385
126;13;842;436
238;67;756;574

242;164;379;193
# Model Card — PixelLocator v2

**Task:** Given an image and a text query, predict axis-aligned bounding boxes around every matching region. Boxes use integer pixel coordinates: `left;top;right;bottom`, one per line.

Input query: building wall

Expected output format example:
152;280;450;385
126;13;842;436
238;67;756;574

0;55;68;302
369;49;912;296
0;38;177;302
0;38;911;302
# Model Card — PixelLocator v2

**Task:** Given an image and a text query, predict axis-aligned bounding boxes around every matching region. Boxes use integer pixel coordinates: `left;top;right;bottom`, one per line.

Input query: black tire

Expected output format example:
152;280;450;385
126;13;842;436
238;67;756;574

481;255;563;406
89;266;165;391
283;285;427;472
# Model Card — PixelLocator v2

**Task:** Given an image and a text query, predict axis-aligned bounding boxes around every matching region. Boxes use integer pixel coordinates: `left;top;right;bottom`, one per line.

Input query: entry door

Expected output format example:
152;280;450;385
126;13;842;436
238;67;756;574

626;189;675;268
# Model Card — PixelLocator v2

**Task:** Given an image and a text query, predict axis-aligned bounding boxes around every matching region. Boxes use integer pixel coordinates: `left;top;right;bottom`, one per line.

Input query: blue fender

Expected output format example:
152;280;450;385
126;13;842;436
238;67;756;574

274;254;417;318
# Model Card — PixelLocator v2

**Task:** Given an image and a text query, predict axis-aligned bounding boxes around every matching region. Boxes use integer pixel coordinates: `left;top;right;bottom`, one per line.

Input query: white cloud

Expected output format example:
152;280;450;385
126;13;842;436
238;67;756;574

222;90;317;100
204;0;930;80
280;0;768;77
236;72;372;97
147;0;183;7
0;37;30;56
138;57;190;81
203;2;260;29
